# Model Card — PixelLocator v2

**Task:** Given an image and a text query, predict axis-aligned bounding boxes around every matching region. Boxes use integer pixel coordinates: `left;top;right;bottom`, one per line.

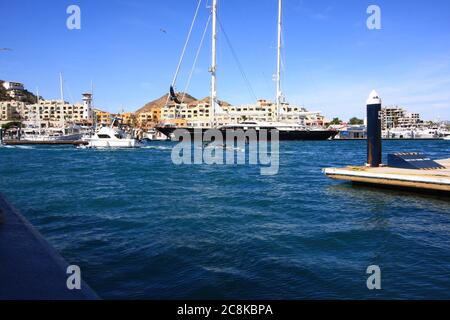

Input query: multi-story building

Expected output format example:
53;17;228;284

161;99;211;126
0;93;94;128
136;108;163;129
120;112;135;126
0;101;24;125
160;99;324;128
398;112;421;128
93;110;112;126
2;81;24;91
381;106;423;130
24;99;92;124
138;112;154;128
92;110;138;127
1;81;25;101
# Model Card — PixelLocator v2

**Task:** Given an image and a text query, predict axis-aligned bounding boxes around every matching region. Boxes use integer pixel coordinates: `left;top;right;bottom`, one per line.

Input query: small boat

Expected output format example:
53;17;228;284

83;118;143;148
414;128;439;139
144;128;169;141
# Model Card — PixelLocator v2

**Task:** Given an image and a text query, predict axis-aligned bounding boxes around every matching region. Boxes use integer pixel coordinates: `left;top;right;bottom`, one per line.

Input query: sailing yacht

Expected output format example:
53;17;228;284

156;0;337;141
21;74;87;142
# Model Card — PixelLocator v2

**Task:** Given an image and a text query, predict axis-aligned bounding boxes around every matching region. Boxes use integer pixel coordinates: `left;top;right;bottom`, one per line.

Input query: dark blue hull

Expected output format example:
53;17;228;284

156;127;338;141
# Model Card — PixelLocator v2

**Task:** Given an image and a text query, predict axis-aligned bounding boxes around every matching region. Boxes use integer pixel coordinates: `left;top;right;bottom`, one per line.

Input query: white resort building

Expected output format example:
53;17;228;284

381;106;423;130
161;99;327;128
0;93;94;127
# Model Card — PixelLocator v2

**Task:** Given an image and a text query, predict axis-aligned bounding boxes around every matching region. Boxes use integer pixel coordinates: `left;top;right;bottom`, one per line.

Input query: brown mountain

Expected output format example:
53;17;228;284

136;93;231;114
136;92;197;114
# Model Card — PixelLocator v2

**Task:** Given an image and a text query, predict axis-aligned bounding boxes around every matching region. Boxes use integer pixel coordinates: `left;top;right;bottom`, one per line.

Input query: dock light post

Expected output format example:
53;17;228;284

366;90;382;167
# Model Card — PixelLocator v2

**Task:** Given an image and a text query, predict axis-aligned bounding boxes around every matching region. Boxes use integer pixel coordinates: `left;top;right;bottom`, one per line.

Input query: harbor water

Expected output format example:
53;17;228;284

0;140;449;299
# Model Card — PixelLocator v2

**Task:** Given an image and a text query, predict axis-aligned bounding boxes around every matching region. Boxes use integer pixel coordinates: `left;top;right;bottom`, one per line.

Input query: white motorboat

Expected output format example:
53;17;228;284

437;126;450;139
414;128;439;139
83;118;143;148
384;128;414;139
144;129;169;141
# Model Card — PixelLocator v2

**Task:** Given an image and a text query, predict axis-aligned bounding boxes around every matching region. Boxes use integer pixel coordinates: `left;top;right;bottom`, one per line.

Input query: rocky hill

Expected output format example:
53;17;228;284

136;92;197;114
0;81;9;101
0;80;40;104
136;92;231;114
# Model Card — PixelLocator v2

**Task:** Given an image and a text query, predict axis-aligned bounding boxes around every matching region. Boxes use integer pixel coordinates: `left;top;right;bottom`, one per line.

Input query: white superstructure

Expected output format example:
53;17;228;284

83;118;142;148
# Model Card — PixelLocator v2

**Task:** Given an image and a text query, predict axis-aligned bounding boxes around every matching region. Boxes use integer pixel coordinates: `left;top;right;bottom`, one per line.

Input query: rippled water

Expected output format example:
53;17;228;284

0;140;449;299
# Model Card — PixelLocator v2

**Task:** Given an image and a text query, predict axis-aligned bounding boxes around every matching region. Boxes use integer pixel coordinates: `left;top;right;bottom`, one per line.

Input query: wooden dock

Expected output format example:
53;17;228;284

323;158;450;194
1;139;88;146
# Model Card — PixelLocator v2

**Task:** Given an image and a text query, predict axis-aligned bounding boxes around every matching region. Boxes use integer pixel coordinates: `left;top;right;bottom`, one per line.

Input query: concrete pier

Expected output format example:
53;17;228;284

0;193;98;299
323;159;450;194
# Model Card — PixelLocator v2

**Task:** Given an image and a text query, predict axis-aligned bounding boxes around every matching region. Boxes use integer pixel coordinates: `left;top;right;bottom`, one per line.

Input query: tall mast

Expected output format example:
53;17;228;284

91;80;94;106
275;0;282;121
210;0;218;125
59;72;64;102
91;80;95;122
36;87;41;135
91;81;96;129
59;73;65;129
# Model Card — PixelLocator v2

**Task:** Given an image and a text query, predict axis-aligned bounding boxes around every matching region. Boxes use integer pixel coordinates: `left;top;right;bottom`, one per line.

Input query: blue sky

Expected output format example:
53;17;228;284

1;0;449;120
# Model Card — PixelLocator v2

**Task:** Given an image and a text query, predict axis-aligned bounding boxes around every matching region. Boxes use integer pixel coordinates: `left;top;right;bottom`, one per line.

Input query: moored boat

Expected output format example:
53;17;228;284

157;121;337;141
156;0;336;141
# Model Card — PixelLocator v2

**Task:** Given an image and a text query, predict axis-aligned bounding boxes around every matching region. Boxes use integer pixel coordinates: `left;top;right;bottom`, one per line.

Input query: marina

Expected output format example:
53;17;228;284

0;0;449;304
155;0;339;141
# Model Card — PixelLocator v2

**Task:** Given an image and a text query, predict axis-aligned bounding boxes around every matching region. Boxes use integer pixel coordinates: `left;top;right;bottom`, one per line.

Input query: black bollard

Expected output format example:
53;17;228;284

366;90;382;167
